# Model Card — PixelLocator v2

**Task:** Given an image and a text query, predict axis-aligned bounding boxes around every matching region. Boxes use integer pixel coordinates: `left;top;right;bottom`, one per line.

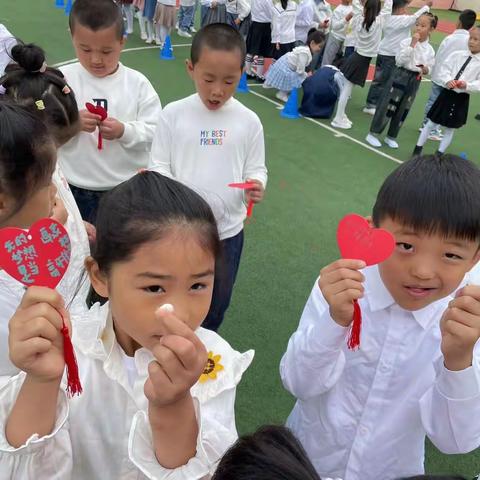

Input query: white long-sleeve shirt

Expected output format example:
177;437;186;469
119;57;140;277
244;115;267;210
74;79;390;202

378;5;430;57
329;4;353;42
59;62;161;190
280;266;480;480
149;94;267;241
250;0;272;22
271;0;297;44
287;45;313;77
352;0;393;58
395;36;435;74
0;302;254;479
226;0;251;20
431;29;471;85
295;0;326;44
436;50;480;94
0;24;16;76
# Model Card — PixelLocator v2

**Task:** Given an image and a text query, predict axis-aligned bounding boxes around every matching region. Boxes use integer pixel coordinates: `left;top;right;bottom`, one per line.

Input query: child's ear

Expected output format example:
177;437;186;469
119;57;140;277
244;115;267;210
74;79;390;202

365;215;374;227
0;193;13;219
186;59;194;78
85;256;109;299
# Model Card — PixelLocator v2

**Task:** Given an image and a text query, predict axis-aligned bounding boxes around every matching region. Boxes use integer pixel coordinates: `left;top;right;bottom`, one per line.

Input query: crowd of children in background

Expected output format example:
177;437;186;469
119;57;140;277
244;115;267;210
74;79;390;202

1;0;480;478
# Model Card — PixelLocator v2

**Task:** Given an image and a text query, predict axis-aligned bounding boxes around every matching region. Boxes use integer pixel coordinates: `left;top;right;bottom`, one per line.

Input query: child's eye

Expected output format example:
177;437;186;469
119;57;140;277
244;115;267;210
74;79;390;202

144;285;165;293
191;283;207;291
397;242;414;252
102;51;112;55
204;79;213;83
445;253;463;260
225;81;233;85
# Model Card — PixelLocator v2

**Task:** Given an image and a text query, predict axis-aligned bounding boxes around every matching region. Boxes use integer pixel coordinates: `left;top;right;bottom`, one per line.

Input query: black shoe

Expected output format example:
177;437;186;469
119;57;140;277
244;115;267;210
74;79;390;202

476;113;480;121
246;73;256;80
412;145;423;157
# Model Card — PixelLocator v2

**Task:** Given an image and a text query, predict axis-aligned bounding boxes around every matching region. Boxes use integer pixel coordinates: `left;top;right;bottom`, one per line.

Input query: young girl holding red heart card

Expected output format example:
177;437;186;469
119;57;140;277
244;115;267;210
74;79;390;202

281;154;480;480
0;171;253;480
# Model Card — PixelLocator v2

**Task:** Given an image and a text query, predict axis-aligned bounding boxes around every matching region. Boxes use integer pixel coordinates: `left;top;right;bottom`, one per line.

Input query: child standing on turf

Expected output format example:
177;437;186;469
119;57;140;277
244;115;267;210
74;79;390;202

271;0;298;61
330;0;393;129
264;29;326;102
295;0;330;45
0;171;254;479
365;12;436;149
149;24;267;332
281;154;480;479
59;0;161;224
362;0;432;115
413;26;480;156
419;9;477;141
154;0;177;46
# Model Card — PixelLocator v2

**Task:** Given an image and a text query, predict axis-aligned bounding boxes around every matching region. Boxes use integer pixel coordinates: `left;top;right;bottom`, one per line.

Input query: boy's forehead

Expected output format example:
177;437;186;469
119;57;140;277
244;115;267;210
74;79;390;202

72;21;121;42
195;45;243;69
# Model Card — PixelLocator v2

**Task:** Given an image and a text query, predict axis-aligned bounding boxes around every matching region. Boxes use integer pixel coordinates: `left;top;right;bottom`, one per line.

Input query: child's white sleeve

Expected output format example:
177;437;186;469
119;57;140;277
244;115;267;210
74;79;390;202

280;280;348;401
0;373;73;479
436;52;457;88
237;0;251;21
351;0;362;18
380;0;392;16
395;40;415;70
419;350;480;454
118;80;162;151
330;7;348;35
148;110;175;177
424;46;435;76
243;118;267;187
295;51;312;75
271;8;280;43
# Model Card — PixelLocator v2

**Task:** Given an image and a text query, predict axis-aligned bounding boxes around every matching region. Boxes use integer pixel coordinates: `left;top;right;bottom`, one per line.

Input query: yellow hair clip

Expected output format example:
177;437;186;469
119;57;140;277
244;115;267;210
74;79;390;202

35;100;45;111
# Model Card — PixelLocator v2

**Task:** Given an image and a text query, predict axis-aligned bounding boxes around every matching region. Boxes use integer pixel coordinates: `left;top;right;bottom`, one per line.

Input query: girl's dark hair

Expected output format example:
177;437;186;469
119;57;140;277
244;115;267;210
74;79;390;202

392;0;409;12
0;42;80;146
372;154;480;242
212;425;321;480
307;29;326;46
281;0;289;10
363;0;381;31
420;12;438;29
92;171;221;274
0;100;56;220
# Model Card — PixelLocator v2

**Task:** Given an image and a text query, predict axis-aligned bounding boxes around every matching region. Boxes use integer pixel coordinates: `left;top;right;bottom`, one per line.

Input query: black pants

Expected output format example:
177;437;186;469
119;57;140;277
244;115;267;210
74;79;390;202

69;184;108;225
365;54;396;108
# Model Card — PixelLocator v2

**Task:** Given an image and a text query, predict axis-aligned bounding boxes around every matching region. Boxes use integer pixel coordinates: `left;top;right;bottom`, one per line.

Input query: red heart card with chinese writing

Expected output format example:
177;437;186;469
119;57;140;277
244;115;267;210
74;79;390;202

0;218;71;289
85;102;107;121
337;214;395;266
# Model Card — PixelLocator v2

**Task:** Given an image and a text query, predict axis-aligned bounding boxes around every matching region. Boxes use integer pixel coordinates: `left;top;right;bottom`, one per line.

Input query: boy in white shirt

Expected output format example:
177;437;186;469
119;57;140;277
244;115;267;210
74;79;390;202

149;23;267;332
420;8;476;141
59;0;161;224
281;154;480;479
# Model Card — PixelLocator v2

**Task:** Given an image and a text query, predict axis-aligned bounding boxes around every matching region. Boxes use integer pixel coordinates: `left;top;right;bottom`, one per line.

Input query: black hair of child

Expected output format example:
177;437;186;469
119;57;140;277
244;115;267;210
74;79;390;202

92;171;222;275
458;9;477;30
307;29;326;46
363;0;382;32
69;0;124;40
0;100;56;218
191;23;247;69
421;12;438;29
211;425;321;480
372;154;480;242
0;42;80;146
392;0;409;12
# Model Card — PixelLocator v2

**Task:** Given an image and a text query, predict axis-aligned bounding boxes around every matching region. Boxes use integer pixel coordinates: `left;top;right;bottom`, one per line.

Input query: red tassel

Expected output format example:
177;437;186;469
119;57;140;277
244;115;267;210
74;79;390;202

60;320;83;397
246;200;254;217
97;131;103;150
347;299;362;350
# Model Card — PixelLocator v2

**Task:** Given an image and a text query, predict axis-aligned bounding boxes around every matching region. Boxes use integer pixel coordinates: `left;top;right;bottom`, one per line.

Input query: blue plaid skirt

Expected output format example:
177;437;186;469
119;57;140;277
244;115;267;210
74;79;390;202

264;54;305;92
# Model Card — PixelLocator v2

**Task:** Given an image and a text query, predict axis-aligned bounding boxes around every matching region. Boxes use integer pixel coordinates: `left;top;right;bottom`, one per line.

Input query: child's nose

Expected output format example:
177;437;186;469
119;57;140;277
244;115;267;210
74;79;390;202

410;261;435;280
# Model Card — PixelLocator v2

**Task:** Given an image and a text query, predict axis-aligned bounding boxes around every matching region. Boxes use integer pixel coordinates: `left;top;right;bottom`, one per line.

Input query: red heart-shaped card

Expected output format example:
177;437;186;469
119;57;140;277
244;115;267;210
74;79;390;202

337;214;395;266
85;102;107;121
0;218;71;289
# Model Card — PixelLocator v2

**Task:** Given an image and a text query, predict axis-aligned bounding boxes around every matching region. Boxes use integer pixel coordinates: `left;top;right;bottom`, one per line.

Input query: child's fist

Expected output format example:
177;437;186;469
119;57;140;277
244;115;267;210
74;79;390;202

440;286;480;371
245;178;265;204
144;305;208;408
345;12;354;22
447;80;458;89
79;109;102;133
319;259;366;327
456;80;466;89
98;117;125;140
9;287;67;382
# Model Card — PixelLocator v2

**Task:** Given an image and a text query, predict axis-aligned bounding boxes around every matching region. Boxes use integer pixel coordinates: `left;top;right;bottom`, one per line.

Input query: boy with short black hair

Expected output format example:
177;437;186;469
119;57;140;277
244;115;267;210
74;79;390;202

59;0;162;224
149;23;268;332
281;154;480;480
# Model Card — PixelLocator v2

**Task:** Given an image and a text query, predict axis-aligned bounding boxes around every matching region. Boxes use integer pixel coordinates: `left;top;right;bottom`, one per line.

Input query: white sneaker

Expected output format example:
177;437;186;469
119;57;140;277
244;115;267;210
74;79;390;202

331;117;352;129
190;26;197;33
341;115;353;126
145;37;153;44
140;32;148;40
177;29;192;37
363;107;376;116
155;37;162;45
275;91;289;102
366;133;382;147
126;28;134;34
428;128;444;141
384;137;399;149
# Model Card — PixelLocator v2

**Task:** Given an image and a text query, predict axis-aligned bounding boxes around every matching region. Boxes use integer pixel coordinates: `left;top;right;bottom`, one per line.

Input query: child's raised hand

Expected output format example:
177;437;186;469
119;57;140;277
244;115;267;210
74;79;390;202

98;117;125;140
447;80;458;89
79;108;102;133
456;80;466;89
440;286;480;371
144;305;208;409
411;33;421;47
345;12;354;21
9;287;67;382
318;259;366;327
245;178;265;204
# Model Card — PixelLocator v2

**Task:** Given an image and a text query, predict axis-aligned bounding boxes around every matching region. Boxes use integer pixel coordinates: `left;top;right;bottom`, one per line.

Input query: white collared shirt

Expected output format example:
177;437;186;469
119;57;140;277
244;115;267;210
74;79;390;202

436;50;480;93
271;0;297;44
395;37;435;74
280;266;480;480
0;303;254;479
431;29;470;85
250;0;273;22
329;4;353;42
287;45;313;76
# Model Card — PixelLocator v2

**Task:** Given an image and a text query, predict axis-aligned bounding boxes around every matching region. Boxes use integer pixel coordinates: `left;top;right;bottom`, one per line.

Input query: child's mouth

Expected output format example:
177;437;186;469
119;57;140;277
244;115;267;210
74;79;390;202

404;286;436;298
208;99;221;108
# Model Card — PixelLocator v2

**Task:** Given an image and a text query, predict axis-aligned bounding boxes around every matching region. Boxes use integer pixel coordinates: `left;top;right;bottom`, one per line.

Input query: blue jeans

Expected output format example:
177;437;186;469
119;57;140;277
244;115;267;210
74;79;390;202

69;185;107;225
423;82;443;125
178;5;195;30
344;46;354;58
202;230;244;332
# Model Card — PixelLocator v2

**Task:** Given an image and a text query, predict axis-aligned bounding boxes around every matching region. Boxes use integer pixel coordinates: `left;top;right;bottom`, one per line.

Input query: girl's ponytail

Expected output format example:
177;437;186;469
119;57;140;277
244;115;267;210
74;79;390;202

362;0;381;32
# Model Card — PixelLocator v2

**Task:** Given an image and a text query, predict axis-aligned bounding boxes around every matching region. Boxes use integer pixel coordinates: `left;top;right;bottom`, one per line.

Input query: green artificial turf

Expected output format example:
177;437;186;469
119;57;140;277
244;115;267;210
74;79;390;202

3;1;480;476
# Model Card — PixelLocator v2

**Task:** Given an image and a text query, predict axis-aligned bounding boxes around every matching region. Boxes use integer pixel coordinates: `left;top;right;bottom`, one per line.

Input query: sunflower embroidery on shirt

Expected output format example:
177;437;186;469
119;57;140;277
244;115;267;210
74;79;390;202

199;351;224;383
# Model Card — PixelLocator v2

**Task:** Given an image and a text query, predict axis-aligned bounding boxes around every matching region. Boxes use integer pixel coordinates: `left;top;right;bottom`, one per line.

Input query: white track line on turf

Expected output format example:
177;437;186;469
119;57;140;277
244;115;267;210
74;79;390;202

247;88;404;165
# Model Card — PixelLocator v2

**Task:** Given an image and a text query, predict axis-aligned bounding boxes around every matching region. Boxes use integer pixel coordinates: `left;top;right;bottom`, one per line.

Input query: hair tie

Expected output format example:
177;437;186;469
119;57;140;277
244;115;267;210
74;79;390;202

35;99;46;110
34;61;48;73
62;85;71;94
